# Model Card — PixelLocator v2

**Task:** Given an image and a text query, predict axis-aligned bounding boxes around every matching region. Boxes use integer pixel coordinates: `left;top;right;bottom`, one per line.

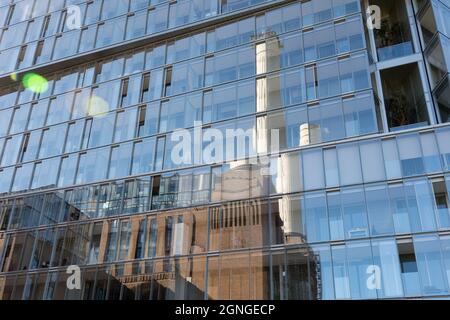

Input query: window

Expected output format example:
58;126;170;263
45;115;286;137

0;108;12;137
137;103;159;137
346;240;377;299
333;0;359;18
388;183;411;234
327;192;344;240
439;235;450;291
108;143;132;179
87;113;115;148
1;135;22;167
88;222;104;265
58;155;77;187
317;59;339;98
169;0;218;28
105;220;119;262
114;108;137;143
335;15;365;54
324;148;339;187
95;59;124;84
131;138;156;175
256;33;303;75
432;179;450;229
208;17;254;52
0;168;14;193
144;70;164;102
167;33;206;64
404;179;437;233
126;10;147;40
365;184;395;236
119;75;141;107
337;143;362;186
256;2;301;37
304;192;329;242
437;128;450;170
163;67;172;96
397;134;425;176
308;98;345;143
206;80;255;122
339;53;370;93
10;105;30;135
124;52;145;76
85;0;102;25
19;131;41;163
71;89;90;120
257;67;306;112
413;235;448;295
46;93;73;126
12;163;33;192
90;81;121;114
341;187;369;239
155;136;166;171
205;47;255;86
53;30;80;60
96;17;126;48
302;149;325;191
79;26;97;52
331;245;350;299
359;140;385;183
76;148;110;184
371;238;403;298
159;93;202;133
28;99;49;130
32;158;59;189
118;220;132;261
382;138;402;179
420;132;442;173
65;120;84;153
39;125;66;159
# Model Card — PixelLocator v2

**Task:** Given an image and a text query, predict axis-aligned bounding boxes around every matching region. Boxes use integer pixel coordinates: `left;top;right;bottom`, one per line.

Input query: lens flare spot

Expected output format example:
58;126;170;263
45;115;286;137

22;73;49;93
10;73;17;81
87;96;109;117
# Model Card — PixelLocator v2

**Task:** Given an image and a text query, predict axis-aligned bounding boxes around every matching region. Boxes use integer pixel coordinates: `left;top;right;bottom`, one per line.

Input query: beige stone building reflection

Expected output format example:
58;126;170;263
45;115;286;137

0;32;320;300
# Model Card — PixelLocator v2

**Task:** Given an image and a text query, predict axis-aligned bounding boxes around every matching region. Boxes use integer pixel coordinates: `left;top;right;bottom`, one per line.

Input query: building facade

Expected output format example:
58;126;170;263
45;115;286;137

0;0;449;300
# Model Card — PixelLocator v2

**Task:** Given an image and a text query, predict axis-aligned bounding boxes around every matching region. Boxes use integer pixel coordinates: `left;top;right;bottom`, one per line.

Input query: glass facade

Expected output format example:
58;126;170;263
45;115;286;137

0;0;449;300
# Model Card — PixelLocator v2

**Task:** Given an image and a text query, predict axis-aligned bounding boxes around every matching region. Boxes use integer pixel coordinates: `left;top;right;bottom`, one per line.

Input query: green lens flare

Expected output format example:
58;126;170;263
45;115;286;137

22;73;49;93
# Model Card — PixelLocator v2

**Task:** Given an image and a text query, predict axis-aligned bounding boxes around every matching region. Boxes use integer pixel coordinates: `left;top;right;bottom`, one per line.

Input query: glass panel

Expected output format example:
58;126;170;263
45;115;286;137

371;238;403;298
398;134;425;176
388;183;411;234
328;192;344;241
413;235;448;295
131;138;156;175
341;187;369;239
382;138;402;179
39;125;66;159
304;192;329;243
360;140;386;183
331;245;350;299
337;143;362;186
365;184;395;236
302;149;324;191
420;132;442;173
108;143;132;179
347;240;376;299
405;179;437;233
76;148;110;184
324;148;339;187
